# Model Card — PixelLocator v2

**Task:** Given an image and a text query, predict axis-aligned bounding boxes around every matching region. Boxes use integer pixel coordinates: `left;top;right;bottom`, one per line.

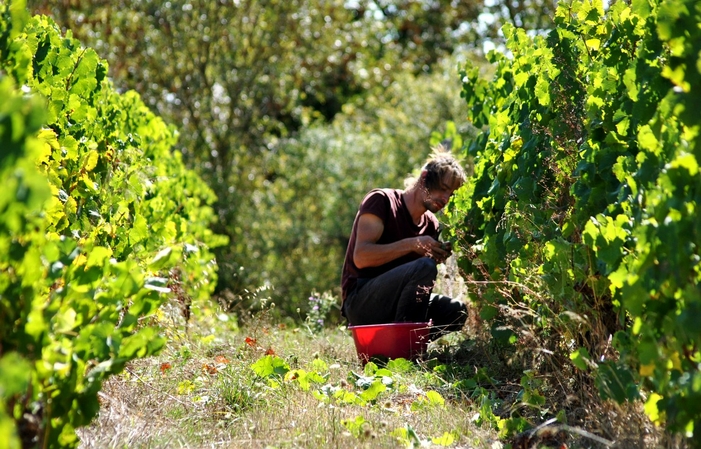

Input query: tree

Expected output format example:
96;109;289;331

26;0;556;313
249;56;477;316
28;0;372;300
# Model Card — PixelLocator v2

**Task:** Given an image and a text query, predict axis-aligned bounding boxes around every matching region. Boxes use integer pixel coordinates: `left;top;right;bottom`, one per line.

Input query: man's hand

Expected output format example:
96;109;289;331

415;236;451;263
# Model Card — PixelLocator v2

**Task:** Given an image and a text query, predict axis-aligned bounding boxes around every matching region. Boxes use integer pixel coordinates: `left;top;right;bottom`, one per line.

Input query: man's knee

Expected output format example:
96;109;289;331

429;295;467;326
413;256;438;279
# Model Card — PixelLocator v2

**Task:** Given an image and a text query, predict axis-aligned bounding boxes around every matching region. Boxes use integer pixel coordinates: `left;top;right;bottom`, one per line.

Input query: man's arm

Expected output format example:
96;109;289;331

353;213;449;269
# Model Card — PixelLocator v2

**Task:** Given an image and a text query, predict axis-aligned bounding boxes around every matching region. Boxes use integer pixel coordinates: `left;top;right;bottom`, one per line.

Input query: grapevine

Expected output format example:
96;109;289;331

448;0;701;440
0;1;226;447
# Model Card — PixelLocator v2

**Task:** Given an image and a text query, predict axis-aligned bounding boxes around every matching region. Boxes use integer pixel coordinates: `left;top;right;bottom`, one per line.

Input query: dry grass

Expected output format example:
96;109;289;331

77;313;500;449
77;257;682;449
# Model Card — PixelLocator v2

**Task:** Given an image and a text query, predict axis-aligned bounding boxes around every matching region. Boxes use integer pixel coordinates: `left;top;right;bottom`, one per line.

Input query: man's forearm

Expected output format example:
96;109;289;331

353;238;418;269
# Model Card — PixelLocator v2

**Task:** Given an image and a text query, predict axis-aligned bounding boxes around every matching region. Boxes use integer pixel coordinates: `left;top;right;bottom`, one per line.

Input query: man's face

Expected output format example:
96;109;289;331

422;175;458;213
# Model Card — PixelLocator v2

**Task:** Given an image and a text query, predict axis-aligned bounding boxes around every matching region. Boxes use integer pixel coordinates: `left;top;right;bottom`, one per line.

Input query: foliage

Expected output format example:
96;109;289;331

78;301;676;448
0;1;225;446
78;316;519;448
25;0;553;315
448;0;701;442
245;59;477;314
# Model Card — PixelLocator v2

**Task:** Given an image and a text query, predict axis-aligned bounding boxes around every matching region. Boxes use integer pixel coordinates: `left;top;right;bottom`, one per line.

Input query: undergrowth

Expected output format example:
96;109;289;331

75;283;679;449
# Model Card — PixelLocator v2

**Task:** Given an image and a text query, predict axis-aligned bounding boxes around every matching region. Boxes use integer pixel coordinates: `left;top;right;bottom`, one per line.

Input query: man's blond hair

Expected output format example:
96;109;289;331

405;143;466;190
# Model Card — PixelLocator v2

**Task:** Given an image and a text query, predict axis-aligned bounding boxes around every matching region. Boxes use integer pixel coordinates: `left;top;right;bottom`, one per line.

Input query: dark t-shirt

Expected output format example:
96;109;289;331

341;188;440;303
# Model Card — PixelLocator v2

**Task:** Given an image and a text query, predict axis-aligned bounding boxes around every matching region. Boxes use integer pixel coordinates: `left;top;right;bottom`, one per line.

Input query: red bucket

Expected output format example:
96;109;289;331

348;322;431;364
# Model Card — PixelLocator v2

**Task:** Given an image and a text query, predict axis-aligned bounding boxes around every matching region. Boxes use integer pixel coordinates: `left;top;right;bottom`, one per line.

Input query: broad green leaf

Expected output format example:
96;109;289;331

426;390;445;406
570;347;592;371
385;358;415;373
631;0;651;18
0;353;31;397
359;379;386;402
129;214;149;243
85;246;112;268
669;153;698;176
69;49;99;95
534;77;550;106
637;125;659;153
55;308;77;334
623;67;638;101
596;361;638;403
251;355;290;378
60;135;79;161
118;328;164;359
149;246;173;270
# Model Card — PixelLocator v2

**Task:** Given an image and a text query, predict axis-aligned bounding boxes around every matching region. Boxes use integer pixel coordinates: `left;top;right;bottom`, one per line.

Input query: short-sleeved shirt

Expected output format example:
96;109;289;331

341;188;440;303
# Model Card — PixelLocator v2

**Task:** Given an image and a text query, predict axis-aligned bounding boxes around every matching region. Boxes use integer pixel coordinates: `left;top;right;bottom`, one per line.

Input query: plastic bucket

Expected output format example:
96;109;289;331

348;322;431;364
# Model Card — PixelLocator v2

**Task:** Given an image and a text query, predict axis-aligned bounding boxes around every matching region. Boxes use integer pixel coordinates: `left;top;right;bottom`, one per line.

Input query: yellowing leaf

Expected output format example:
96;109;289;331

83;149;99;172
432;432;456;446
45;196;66;227
81;173;97;191
73;253;87;268
65;196;77;216
37;128;59;147
644;392;663;424
639;363;655;377
585;38;601;50
668;352;682;371
37;140;54;165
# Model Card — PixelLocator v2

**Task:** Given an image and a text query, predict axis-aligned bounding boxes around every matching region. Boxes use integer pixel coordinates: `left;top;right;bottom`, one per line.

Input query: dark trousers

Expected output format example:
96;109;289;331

343;257;467;338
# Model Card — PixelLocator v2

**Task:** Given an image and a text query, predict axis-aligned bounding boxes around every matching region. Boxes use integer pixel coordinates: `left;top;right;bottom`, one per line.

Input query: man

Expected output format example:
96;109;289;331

341;146;467;338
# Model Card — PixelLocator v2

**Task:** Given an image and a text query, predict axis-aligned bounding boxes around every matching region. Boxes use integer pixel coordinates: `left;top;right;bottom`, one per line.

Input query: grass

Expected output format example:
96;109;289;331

76;307;678;449
76;262;683;448
77;308;502;449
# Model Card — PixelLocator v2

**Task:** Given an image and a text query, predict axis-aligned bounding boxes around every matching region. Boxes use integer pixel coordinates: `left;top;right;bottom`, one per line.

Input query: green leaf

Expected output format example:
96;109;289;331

359;379;386;402
129;214;149;243
0;353;31;397
631;0;651;18
385;358;415;373
637;125;658;153
425;390;445;406
55;308;77;334
60;135;79;161
570;347;592;371
669;152;698;176
480;305;499;320
432;432;456;446
118;327;164;359
69;49;99;95
148;246;173;270
596;361;638;403
85;246;112;268
251;355;290;378
535;77;550;106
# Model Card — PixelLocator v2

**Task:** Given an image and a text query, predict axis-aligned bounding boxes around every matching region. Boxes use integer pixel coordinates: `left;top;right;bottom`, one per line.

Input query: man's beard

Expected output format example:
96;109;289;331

423;196;443;213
